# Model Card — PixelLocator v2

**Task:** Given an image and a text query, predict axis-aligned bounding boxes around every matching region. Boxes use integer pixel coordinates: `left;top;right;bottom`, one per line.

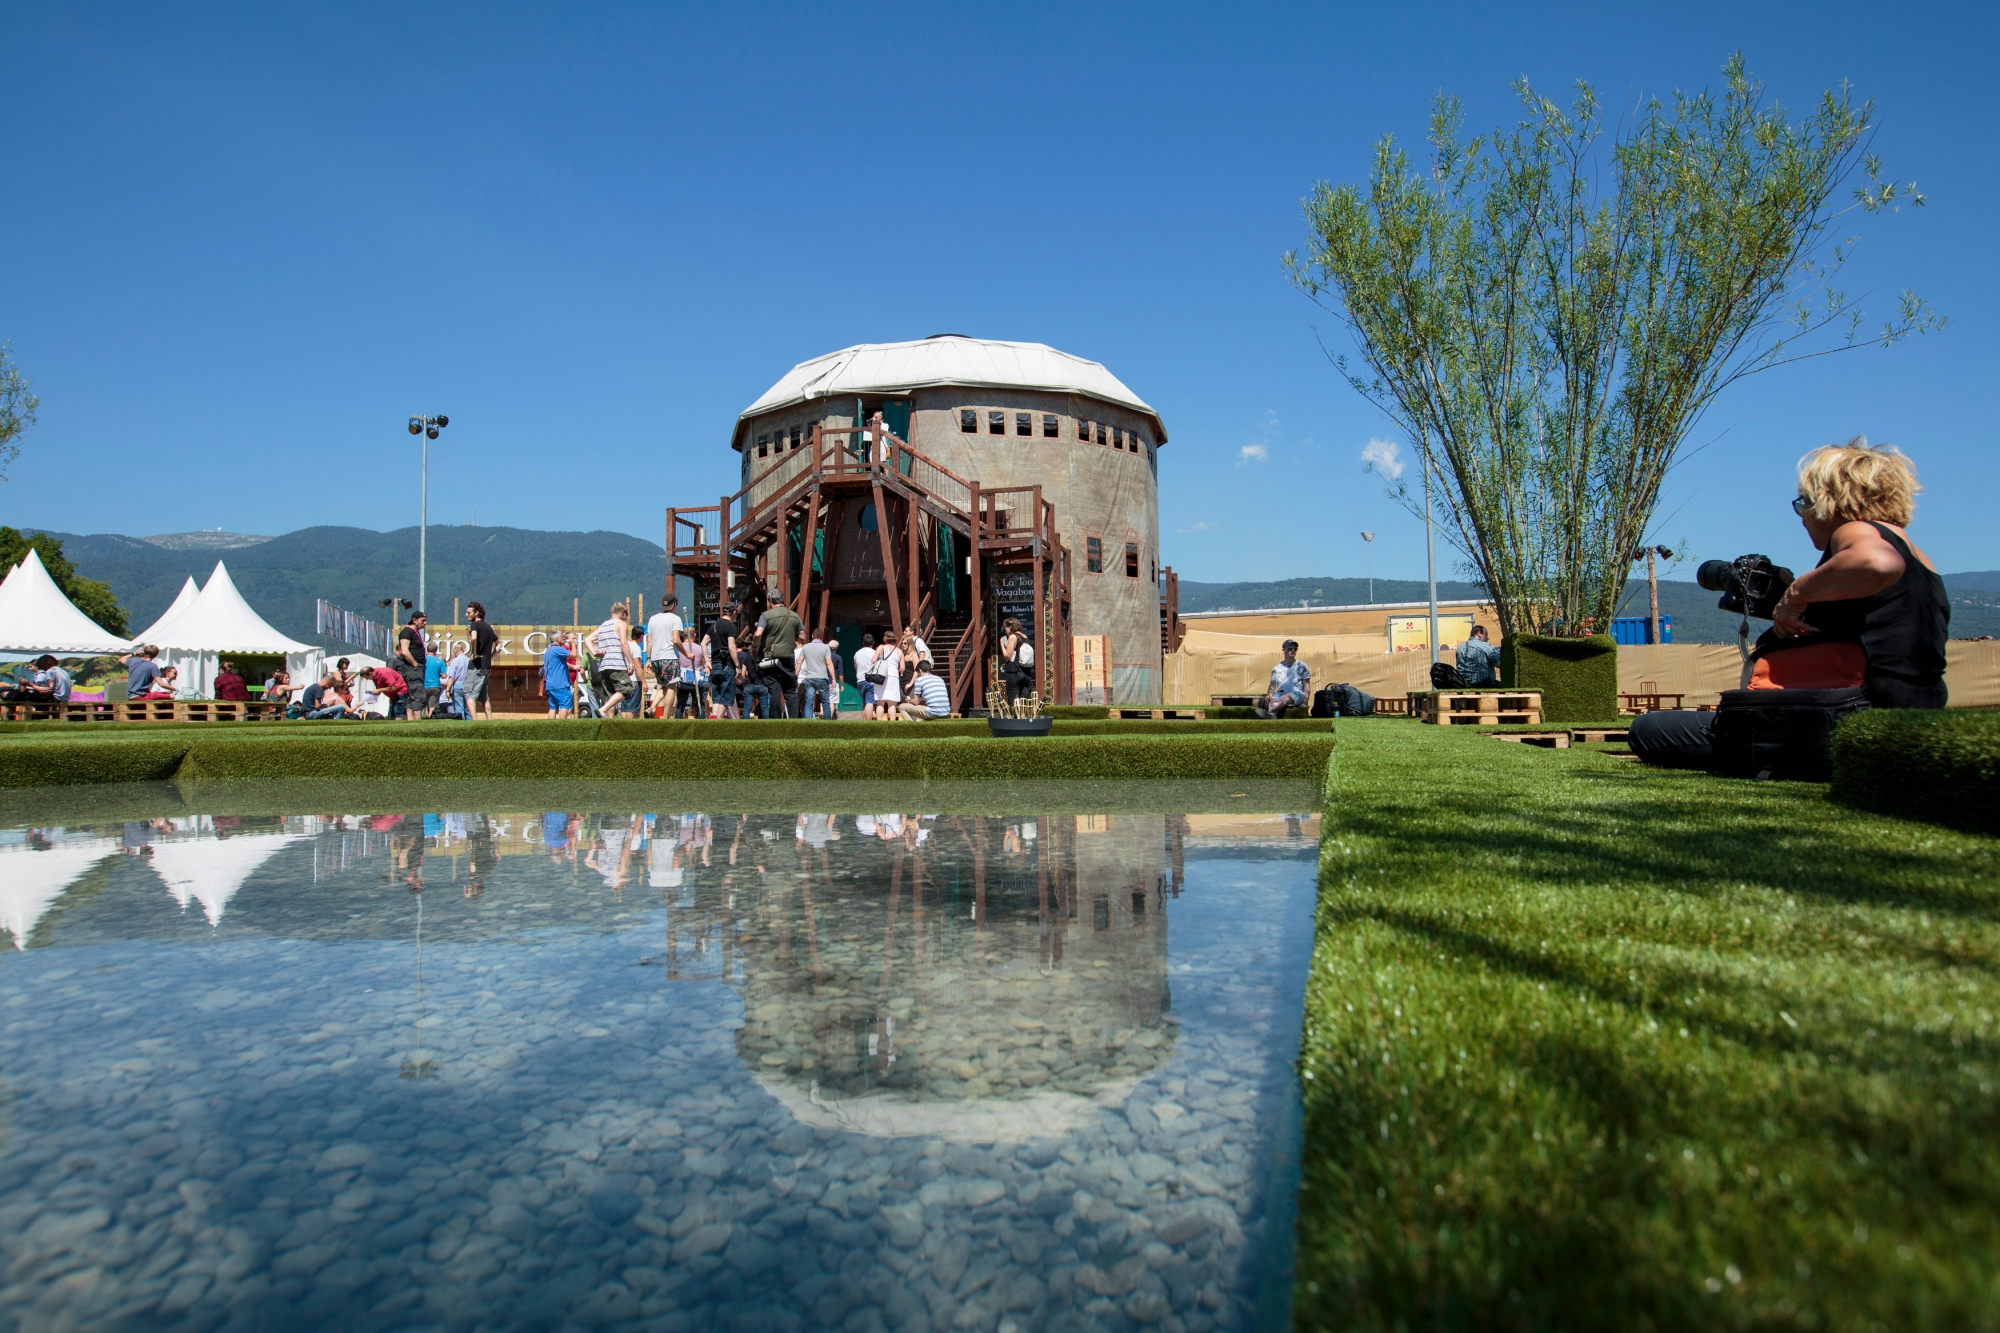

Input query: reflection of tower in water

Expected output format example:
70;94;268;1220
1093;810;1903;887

715;812;1176;1140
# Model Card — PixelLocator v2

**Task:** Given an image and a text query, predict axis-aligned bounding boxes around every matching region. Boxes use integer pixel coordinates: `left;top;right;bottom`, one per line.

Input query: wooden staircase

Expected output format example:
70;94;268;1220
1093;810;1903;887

665;416;1073;713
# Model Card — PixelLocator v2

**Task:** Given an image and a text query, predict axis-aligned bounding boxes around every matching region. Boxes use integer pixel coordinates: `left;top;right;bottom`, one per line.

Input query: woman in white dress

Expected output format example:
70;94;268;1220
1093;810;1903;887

874;638;903;717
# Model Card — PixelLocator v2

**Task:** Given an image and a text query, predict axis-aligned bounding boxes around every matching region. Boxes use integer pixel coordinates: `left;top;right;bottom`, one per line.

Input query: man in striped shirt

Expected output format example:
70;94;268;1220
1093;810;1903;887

899;660;952;721
594;603;637;717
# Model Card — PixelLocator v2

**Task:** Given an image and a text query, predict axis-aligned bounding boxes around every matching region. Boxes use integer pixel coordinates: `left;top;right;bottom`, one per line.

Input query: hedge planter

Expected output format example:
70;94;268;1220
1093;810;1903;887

987;717;1053;737
1499;633;1618;723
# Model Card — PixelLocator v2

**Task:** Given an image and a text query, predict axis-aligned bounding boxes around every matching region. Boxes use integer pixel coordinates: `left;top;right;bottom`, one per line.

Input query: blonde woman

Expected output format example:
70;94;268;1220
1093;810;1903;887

1632;439;1948;767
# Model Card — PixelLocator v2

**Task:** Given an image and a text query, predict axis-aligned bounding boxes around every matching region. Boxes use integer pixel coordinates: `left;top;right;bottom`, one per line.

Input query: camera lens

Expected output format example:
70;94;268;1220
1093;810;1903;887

1695;560;1736;592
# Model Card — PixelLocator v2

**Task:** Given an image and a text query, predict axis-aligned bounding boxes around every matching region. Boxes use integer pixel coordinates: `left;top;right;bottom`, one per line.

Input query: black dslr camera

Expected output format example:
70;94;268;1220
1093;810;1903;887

1696;554;1795;620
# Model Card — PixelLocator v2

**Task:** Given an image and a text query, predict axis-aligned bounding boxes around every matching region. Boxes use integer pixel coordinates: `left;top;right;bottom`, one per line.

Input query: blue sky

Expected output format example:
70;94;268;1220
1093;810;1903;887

3;2;1993;583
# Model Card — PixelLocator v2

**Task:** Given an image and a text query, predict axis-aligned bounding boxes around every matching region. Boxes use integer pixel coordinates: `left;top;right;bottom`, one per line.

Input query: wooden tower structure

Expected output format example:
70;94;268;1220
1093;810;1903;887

665;414;1073;713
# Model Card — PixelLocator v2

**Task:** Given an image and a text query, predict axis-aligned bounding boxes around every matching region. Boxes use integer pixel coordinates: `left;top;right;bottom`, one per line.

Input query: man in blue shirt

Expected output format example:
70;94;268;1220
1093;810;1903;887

543;633;575;719
1457;625;1501;686
1260;640;1311;718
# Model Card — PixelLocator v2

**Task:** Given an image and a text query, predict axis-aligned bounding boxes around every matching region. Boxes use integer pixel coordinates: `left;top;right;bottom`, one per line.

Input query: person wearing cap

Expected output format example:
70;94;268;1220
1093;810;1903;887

1260;639;1311;718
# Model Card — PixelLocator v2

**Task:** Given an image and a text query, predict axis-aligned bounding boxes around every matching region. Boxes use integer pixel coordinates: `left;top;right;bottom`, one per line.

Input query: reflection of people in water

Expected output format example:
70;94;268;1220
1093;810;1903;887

542;812;576;862
463;814;498;899
391;817;426;893
795;813;839;849
587;814;643;892
120;820;169;857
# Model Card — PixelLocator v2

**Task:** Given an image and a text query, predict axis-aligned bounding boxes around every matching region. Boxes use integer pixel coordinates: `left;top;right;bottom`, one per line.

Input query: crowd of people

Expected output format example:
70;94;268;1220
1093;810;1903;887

264;593;962;723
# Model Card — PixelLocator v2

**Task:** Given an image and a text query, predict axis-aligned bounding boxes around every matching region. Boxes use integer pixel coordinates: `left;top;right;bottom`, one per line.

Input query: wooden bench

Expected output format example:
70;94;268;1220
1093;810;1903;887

1115;708;1209;720
1411;690;1543;726
1621;680;1685;713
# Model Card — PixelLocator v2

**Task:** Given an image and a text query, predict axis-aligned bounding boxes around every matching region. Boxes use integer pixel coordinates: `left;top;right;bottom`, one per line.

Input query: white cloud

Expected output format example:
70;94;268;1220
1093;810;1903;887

1360;438;1405;481
1238;444;1269;467
1177;521;1216;534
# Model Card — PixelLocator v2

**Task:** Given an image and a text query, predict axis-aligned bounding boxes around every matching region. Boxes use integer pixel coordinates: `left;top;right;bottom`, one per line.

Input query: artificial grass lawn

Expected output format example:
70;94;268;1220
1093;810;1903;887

1831;709;2000;836
1299;722;1998;1331
0;732;1336;788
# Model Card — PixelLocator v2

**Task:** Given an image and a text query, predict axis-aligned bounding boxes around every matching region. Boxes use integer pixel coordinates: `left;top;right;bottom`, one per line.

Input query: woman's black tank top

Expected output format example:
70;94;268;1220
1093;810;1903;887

1801;522;1950;709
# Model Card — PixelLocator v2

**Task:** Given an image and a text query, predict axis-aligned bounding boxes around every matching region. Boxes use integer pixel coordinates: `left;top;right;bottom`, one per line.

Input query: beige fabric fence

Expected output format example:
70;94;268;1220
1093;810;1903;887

1165;635;2000;710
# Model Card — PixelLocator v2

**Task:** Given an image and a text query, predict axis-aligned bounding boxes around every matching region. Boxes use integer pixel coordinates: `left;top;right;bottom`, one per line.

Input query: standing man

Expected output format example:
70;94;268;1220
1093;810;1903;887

754;597;803;718
594;603;638;717
796;628;835;721
120;645;165;701
1259;639;1311;719
705;601;740;719
648;596;683;713
464;603;499;721
395;611;430;721
1457;625;1501;686
853;633;878;720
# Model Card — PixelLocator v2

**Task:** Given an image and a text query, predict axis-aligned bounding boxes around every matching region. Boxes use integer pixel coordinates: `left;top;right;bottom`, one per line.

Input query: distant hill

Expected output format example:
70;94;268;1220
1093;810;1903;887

1182;573;2000;641
1178;577;1488;614
27;525;669;643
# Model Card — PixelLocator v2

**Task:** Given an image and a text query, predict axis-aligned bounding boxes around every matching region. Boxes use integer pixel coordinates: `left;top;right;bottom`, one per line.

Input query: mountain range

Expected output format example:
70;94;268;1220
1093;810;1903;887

26;526;670;645
23;525;2000;646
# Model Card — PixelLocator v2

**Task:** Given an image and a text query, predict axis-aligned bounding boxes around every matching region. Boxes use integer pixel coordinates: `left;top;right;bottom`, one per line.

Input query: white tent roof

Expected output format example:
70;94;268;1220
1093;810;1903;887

147;832;305;926
0;839;118;949
136;576;201;643
149;562;313;654
0;549;135;654
736;336;1167;447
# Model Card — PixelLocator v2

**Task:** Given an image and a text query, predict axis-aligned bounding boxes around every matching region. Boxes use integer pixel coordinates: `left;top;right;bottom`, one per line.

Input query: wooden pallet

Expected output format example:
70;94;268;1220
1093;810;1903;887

1570;728;1632;744
2;699;281;723
1488;731;1569;748
1412;690;1543;726
1115;708;1208;720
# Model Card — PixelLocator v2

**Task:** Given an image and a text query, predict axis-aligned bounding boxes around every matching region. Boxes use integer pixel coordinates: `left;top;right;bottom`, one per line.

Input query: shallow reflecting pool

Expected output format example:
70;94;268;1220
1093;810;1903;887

0;782;1320;1333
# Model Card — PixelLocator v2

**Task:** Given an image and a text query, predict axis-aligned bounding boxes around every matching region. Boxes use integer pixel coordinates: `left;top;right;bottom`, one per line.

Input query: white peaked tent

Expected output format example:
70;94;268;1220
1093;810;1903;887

135;575;201;643
0;839;119;949
148;562;322;697
0;549;135;654
147;832;305;926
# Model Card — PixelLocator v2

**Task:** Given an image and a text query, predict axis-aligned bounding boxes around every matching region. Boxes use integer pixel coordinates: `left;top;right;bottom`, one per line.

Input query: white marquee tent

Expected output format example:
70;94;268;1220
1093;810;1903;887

0;838;119;949
148;561;322;697
0;549;136;655
147;831;306;926
135;575;201;644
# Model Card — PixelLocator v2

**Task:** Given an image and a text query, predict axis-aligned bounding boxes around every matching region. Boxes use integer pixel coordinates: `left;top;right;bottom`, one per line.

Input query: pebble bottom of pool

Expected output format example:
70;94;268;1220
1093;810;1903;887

0;785;1318;1333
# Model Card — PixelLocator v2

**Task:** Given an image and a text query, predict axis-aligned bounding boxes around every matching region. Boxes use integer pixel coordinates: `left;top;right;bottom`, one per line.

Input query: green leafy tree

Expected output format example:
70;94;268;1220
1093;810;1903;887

0;527;128;636
0;343;36;483
1286;55;1941;635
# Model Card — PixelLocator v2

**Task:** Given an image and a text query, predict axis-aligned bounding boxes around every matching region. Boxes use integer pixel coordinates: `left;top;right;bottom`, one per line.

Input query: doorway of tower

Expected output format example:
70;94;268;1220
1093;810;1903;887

832;619;866;713
857;399;914;470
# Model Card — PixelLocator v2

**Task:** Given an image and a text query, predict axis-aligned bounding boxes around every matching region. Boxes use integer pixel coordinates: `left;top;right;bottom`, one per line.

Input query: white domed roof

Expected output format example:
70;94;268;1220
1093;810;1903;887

737;336;1166;446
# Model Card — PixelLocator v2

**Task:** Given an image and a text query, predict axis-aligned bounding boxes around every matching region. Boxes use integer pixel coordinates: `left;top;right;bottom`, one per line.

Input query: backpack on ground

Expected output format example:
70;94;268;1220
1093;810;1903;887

1310;685;1339;718
1709;687;1870;782
1430;662;1465;690
1332;683;1375;717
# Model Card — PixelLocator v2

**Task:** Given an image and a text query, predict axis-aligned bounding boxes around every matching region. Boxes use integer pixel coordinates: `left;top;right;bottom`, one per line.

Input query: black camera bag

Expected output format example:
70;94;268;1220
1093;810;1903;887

1709;687;1870;781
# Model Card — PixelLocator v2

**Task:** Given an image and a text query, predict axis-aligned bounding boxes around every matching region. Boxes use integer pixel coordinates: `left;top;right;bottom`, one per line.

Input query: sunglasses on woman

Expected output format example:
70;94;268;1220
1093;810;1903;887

1790;496;1812;516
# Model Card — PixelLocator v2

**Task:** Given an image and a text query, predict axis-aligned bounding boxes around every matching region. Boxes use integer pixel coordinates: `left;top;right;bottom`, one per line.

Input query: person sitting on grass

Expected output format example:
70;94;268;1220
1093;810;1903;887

899;660;952;721
1632;439;1949;768
1457;625;1501;686
1259;639;1310;718
288;673;354;720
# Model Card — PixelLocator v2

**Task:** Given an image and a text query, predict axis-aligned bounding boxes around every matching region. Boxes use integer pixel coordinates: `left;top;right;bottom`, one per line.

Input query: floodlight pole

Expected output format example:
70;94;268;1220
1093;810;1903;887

408;415;450;616
1361;531;1376;605
1422;469;1439;667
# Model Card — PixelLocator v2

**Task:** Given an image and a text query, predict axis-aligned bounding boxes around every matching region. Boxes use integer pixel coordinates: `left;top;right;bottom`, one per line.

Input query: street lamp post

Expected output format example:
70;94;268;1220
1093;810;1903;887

407;415;450;615
1360;532;1376;605
1421;469;1439;667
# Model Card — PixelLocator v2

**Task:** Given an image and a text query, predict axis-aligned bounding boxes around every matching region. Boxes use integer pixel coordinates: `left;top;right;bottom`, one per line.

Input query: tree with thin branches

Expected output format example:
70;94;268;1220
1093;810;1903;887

1286;55;1941;635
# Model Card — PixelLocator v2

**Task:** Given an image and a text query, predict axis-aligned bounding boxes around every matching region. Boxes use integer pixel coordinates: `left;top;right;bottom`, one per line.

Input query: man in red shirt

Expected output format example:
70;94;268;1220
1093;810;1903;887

371;666;411;719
